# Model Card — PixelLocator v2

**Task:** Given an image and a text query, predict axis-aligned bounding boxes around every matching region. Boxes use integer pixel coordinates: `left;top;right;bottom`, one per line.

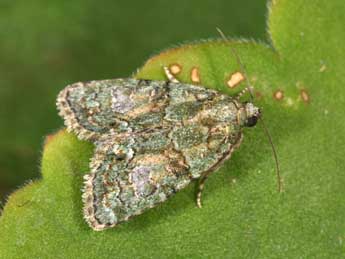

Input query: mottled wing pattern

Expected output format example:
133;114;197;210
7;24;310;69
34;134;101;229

57;79;170;141
83;130;189;230
57;79;243;230
83;128;242;230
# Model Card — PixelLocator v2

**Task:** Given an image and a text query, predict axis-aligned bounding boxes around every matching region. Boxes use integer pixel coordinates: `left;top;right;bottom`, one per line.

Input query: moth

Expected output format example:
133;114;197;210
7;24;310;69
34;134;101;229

57;68;264;231
57;37;281;230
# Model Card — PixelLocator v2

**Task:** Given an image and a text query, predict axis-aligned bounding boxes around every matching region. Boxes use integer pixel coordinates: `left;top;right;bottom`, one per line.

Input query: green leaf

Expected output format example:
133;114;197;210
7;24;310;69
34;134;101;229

1;0;345;258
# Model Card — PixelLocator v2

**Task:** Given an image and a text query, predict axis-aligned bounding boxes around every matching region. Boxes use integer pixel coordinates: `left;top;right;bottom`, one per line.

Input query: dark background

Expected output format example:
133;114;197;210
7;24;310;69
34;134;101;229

0;0;267;207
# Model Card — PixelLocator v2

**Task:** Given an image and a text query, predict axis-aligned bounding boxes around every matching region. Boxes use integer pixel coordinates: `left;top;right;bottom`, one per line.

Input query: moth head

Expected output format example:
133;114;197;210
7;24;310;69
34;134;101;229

241;102;261;127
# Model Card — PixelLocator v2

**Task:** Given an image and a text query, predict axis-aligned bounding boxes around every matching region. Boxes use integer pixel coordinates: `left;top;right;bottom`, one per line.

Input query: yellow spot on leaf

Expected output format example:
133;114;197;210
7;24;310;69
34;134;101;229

319;64;327;72
227;72;245;88
190;67;201;83
286;97;294;106
300;89;310;103
273;90;284;101
169;64;182;75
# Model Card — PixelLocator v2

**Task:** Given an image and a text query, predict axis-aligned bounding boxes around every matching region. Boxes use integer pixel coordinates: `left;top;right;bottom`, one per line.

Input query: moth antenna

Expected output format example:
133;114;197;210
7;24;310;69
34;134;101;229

258;117;282;192
216;27;283;192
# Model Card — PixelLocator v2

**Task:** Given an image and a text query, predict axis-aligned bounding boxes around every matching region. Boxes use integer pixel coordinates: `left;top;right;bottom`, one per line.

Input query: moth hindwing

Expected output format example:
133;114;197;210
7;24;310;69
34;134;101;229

56;76;260;231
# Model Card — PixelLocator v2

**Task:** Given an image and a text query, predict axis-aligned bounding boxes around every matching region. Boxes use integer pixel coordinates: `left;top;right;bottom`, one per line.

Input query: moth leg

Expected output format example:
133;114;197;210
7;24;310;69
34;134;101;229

235;86;254;100
163;66;180;83
196;174;209;208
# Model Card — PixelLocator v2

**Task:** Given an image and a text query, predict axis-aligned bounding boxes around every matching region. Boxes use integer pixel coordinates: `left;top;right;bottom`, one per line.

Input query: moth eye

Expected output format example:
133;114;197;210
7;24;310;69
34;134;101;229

245;116;258;127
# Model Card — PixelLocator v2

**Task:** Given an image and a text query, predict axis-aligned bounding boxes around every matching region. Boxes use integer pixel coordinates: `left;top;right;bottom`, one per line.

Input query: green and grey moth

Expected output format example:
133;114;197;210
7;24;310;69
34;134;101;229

56;67;261;231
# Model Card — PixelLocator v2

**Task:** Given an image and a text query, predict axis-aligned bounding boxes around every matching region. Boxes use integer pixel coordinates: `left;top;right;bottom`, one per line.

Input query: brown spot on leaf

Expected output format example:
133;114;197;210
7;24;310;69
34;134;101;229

169;64;182;75
44;129;65;146
300;89;310;103
227;72;245;88
191;67;201;83
255;91;263;100
273;90;284;101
